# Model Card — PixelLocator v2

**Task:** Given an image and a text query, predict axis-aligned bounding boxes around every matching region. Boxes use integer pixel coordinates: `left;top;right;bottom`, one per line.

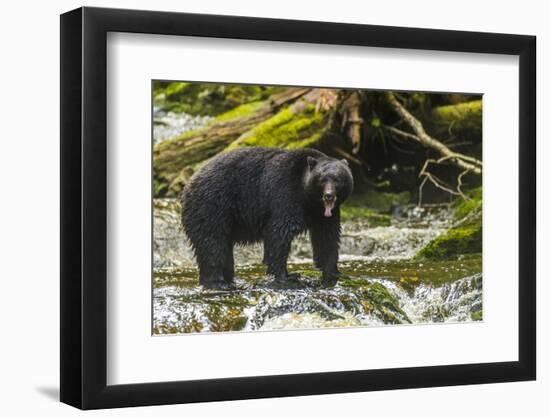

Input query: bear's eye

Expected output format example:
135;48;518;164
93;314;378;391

324;175;339;185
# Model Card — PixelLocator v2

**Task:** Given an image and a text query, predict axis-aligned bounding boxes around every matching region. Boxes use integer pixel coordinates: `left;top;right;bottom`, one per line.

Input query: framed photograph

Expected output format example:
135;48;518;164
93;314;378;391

60;6;536;409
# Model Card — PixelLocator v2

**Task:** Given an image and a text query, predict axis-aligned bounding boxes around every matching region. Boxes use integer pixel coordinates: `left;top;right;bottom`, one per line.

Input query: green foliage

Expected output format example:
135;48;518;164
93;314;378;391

227;104;326;150
154;82;280;117
410;92;426;105
153;177;168;197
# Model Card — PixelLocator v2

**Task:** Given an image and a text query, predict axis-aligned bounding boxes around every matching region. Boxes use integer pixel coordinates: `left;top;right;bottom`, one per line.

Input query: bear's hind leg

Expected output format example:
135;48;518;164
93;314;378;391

222;243;235;285
195;240;231;289
263;218;303;282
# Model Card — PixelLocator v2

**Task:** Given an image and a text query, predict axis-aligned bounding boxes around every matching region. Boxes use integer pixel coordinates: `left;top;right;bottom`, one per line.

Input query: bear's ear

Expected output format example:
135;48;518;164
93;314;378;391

341;159;349;166
307;157;318;170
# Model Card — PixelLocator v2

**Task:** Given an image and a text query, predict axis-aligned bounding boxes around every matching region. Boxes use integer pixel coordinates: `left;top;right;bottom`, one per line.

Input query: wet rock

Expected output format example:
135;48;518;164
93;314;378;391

153;199;194;268
152;270;482;333
414;188;482;260
152;198;482;334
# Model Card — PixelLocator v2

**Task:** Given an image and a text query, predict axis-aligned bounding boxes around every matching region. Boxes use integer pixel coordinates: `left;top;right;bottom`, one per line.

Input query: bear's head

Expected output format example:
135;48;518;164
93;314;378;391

305;156;354;218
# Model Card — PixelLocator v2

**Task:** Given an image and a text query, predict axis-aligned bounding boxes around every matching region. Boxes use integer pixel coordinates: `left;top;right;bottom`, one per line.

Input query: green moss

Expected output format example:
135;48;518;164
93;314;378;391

364;282;411;324
157;129;200;148
164;82;189;98
338;190;409;226
214;101;266;122
154;82;280;117
227;104;326;150
153;322;204;334
453;187;482;220
338;278;370;289
338;279;410;324
432;99;482;133
337;256;482;288
206;305;248;332
415;186;483;261
347;190;410;212
340;205;391;226
415;224;482;260
471;310;483;321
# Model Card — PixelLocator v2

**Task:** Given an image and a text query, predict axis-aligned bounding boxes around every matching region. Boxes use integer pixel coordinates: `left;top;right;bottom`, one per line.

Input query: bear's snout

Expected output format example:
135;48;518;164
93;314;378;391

323;191;336;203
322;189;336;218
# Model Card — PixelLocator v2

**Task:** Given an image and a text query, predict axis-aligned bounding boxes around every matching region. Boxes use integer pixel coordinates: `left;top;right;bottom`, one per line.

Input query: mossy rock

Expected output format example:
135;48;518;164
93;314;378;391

364;282;410;324
206;305;249;332
453;187;482;220
153;321;204;334
415;186;482;260
339;279;410;324
415;223;482;261
471;309;483;321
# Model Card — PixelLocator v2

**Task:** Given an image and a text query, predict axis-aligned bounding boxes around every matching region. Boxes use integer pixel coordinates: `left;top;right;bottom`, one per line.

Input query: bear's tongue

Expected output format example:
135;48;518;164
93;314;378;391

323;201;334;217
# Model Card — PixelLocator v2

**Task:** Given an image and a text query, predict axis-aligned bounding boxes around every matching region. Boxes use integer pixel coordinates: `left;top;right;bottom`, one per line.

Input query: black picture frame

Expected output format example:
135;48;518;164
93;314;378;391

60;6;536;410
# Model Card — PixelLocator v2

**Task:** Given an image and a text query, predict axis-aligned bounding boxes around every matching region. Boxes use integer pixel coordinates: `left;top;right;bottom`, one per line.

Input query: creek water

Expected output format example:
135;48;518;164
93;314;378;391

152;199;482;334
153;107;213;144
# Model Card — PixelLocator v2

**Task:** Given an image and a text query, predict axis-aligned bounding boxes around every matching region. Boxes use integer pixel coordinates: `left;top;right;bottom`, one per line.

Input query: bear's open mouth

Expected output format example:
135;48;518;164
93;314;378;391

323;199;335;217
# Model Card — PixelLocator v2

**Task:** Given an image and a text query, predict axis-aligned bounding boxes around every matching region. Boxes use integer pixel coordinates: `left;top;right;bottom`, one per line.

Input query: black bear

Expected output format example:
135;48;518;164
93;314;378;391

181;147;354;288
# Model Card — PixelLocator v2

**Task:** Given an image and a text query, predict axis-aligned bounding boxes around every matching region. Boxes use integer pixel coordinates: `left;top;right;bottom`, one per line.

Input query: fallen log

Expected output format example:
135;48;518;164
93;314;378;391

153;88;311;196
431;99;482;136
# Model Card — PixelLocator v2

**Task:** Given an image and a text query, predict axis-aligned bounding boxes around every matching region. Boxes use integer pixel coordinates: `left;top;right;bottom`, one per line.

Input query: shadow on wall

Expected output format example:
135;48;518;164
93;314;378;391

35;386;59;401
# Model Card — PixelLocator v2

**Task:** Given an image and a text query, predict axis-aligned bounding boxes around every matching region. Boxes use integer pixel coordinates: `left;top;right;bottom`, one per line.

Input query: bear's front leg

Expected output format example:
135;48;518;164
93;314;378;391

263;218;303;282
310;212;342;285
264;237;294;282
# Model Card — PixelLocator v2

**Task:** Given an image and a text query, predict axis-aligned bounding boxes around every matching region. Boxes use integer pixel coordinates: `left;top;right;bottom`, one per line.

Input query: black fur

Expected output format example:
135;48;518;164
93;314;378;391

181;147;354;288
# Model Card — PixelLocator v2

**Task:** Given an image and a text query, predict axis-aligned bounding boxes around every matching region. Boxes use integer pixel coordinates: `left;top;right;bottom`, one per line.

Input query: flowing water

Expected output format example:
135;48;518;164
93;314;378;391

153;107;213;144
152;199;482;334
